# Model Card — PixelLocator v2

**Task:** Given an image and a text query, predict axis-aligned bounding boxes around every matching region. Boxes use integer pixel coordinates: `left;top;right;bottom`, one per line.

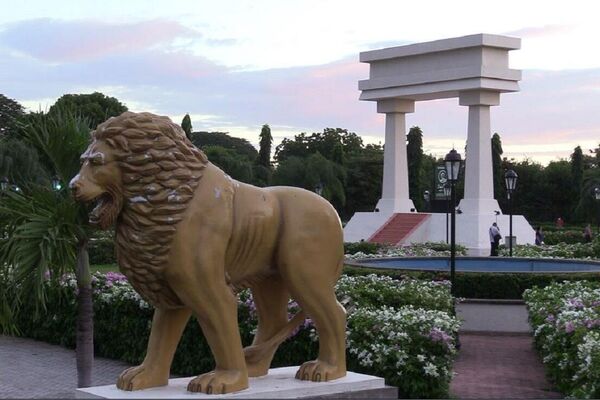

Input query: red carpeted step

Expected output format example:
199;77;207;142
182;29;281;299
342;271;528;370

368;213;430;245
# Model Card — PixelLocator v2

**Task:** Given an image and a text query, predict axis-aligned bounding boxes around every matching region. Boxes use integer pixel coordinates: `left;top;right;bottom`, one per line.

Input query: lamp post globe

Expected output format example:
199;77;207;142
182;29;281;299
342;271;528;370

52;176;63;191
504;169;518;257
444;149;462;297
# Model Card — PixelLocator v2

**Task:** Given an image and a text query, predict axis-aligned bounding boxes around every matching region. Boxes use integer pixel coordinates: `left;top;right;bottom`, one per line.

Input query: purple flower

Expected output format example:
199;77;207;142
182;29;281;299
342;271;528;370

546;314;555;323
567;298;585;309
564;321;575;333
428;328;453;348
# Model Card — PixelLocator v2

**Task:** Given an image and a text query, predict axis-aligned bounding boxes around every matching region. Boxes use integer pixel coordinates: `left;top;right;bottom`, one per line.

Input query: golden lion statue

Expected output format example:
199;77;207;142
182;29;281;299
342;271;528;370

70;112;346;394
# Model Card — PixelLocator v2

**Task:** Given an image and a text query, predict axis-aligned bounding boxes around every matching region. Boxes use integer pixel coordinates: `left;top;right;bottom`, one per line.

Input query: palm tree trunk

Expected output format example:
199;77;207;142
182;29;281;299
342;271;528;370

75;239;94;388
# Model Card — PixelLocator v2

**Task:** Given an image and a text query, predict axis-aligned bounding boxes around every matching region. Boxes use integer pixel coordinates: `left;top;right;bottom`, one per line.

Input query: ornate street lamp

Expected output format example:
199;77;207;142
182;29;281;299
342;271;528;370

444;149;462;296
0;177;8;191
444;183;451;244
52;176;63;191
505;169;518;257
594;187;600;234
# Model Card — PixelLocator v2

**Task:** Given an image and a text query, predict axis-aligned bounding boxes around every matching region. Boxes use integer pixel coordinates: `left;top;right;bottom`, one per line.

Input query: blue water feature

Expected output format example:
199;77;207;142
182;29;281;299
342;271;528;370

347;257;600;273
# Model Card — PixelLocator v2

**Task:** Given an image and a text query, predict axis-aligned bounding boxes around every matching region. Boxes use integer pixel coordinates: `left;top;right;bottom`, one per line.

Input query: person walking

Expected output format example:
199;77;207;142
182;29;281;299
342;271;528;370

489;222;501;256
535;226;544;246
584;224;593;243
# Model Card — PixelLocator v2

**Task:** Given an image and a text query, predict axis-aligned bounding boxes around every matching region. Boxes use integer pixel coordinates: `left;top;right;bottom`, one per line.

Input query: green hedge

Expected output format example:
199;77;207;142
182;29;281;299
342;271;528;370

543;230;588;245
7;272;459;399
344;265;600;299
88;237;116;265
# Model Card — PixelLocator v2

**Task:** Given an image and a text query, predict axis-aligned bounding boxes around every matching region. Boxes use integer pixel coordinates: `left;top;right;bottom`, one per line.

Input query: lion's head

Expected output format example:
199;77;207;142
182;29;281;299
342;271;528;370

71;112;208;307
71;111;207;230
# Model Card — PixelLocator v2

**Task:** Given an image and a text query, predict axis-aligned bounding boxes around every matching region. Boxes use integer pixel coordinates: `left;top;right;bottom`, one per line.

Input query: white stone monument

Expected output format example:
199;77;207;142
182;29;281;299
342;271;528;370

344;33;535;255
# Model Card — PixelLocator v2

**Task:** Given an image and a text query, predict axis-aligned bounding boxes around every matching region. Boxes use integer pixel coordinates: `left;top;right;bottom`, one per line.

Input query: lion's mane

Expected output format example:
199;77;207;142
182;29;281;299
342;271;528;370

93;112;208;307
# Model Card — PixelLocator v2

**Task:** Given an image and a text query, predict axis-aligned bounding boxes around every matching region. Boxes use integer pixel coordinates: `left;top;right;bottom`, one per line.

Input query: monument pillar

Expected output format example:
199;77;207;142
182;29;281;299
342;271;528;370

458;90;501;215
375;99;415;213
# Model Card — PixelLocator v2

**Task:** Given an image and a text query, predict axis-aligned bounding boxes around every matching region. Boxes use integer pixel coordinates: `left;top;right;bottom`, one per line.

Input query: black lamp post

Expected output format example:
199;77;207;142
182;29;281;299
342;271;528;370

444;183;451;244
504;169;518;257
0;177;8;192
594;187;600;234
444;149;462;296
423;190;430;212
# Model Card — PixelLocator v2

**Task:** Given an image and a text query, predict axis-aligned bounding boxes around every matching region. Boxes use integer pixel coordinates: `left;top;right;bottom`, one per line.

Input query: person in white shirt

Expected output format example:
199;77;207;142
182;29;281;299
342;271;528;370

489;222;501;256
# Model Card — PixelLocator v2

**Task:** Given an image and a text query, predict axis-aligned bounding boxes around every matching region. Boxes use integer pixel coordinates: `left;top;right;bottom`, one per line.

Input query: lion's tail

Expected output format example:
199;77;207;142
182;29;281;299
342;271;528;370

244;310;306;365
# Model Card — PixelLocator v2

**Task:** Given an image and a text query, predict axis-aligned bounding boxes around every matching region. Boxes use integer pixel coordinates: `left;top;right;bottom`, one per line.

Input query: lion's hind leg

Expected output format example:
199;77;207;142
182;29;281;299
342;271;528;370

280;259;347;382
244;275;289;377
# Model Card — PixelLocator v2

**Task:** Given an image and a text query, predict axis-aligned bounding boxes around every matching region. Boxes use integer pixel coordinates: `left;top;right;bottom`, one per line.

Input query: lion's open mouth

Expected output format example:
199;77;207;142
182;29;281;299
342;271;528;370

89;193;114;227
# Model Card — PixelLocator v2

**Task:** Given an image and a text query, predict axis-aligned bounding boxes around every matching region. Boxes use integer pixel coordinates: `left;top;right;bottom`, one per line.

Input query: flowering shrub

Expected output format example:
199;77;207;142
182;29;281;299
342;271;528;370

7;271;459;399
345;241;467;260
348;306;459;398
499;242;600;260
336;274;454;313
524;281;600;398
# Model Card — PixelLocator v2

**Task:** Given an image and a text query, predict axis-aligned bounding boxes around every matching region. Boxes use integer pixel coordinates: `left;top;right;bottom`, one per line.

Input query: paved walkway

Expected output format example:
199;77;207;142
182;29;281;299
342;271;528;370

450;302;562;399
0;335;131;398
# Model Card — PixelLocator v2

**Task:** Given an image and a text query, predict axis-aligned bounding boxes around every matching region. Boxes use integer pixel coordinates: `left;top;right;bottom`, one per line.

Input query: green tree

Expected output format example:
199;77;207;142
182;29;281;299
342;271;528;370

181;114;192;140
407;126;424;210
492;133;504;201
342;144;383;220
571;146;584;198
274;128;363;164
203;145;255;183
0;94;24;137
0;137;48;186
258;124;273;168
49;92;127;128
273;153;346;211
190;131;258;161
575;168;600;225
0;109;95;387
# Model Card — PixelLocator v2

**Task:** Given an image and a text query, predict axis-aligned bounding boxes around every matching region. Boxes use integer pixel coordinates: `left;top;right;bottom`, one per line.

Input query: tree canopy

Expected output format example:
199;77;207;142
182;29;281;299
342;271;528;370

49;92;127;128
0;94;24;138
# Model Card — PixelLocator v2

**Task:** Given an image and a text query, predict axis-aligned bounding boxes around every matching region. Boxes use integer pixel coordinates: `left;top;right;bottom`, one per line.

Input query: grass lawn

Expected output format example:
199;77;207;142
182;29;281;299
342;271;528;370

92;264;119;273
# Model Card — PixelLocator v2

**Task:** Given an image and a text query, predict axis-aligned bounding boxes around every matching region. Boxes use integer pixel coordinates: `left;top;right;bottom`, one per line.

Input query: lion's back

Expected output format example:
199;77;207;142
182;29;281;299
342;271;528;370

267;186;343;258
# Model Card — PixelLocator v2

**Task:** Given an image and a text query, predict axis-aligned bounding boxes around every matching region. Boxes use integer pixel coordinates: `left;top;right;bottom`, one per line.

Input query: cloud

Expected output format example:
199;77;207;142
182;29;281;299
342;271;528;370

0;18;201;62
2;18;600;165
505;24;574;39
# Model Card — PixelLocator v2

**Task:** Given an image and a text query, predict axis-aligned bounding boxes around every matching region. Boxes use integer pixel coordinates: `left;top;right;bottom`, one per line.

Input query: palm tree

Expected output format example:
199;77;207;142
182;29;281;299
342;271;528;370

0;109;95;387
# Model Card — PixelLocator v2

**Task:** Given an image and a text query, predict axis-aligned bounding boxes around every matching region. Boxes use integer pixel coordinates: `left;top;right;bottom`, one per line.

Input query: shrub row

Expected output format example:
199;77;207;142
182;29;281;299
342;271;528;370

499;242;600;259
543;230;589;245
345;242;467;259
524;281;600;398
344;265;600;299
88;237;116;265
7;272;459;399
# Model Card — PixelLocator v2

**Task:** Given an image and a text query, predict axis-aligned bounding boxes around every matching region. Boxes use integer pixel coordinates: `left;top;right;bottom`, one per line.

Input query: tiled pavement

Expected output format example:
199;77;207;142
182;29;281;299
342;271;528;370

0;335;131;398
1;303;563;399
450;302;562;399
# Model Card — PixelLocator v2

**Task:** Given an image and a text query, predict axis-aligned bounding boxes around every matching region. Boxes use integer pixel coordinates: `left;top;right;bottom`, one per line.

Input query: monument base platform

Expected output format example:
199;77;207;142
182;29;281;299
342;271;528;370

76;366;396;399
344;211;535;255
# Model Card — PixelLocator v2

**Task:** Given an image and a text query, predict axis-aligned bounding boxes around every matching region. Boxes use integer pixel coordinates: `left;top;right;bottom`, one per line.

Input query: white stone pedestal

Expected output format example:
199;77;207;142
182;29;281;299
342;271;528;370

76;367;390;399
401;212;535;256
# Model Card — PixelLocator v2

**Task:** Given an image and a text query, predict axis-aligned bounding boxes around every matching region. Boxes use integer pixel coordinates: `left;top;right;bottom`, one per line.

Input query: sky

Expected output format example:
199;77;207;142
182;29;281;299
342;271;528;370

1;0;599;164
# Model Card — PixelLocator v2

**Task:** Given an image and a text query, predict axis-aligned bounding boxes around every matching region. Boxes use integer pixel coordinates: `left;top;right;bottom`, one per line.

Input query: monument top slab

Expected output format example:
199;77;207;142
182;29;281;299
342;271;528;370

360;33;520;62
359;33;522;102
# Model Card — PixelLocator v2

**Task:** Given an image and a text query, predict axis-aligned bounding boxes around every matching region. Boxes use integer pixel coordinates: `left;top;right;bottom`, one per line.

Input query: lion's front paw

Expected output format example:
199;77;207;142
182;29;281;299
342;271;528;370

116;365;168;391
187;370;248;394
295;360;346;382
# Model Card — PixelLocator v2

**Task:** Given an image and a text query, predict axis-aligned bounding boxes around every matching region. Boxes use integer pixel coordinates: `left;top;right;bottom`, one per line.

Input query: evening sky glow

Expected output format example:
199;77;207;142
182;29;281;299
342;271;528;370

1;0;599;164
